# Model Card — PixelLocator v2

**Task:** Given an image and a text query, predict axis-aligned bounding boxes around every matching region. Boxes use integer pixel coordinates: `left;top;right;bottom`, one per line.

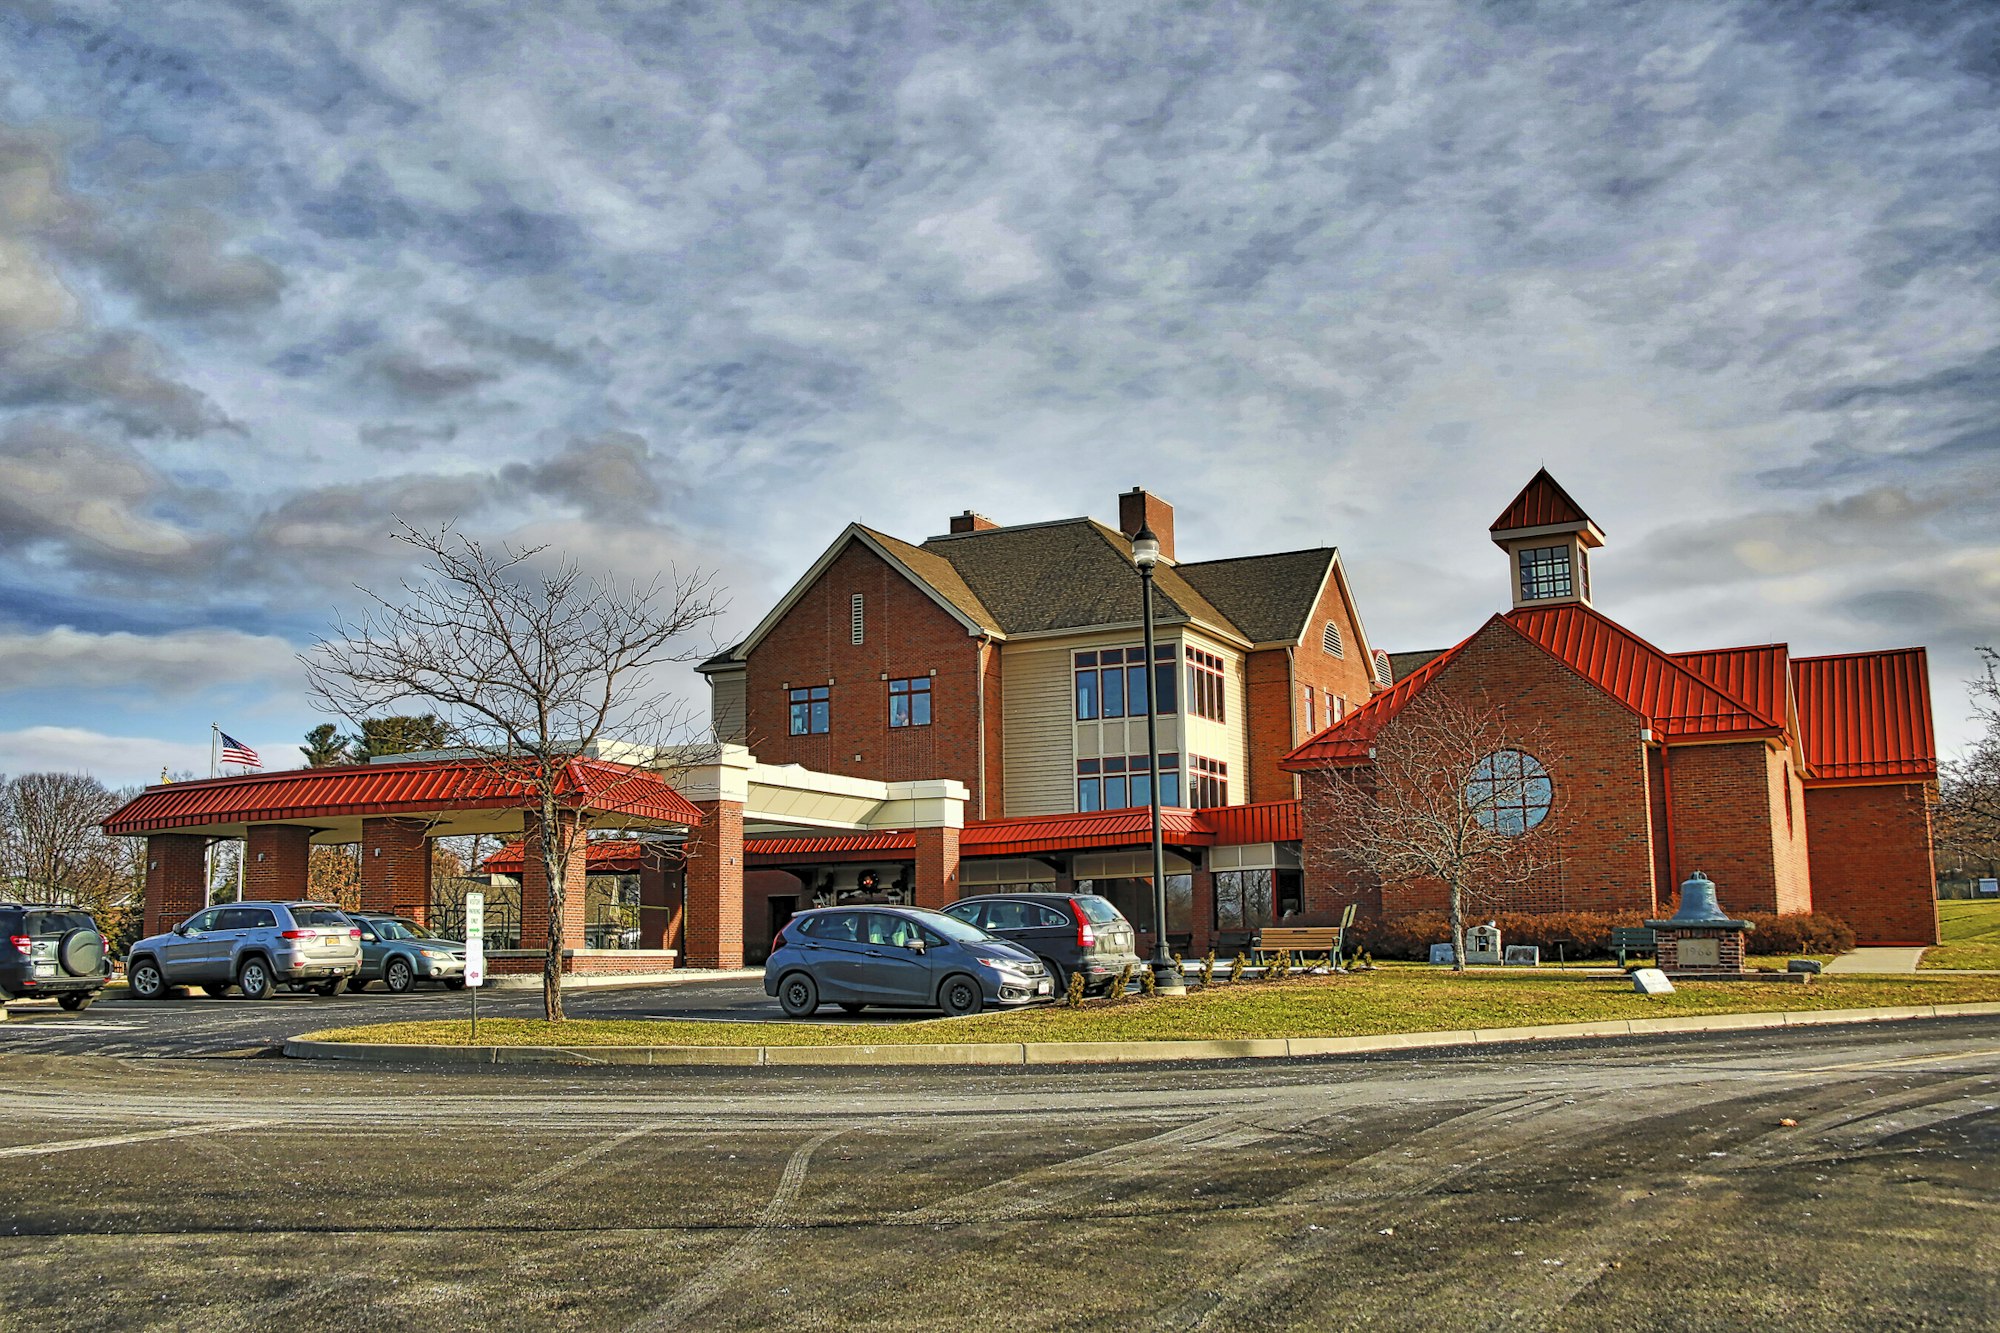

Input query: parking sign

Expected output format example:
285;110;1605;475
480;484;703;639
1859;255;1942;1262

464;891;485;988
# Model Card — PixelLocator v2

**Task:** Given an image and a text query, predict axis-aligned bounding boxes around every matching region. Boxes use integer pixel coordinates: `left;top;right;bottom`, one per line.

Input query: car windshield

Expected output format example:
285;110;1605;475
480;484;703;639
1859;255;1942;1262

939;902;980;922
906;909;995;945
372;920;418;941
1073;896;1125;926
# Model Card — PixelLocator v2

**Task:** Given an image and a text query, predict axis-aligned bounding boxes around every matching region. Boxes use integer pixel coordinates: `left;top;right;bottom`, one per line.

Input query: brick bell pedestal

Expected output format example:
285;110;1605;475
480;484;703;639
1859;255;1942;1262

1646;870;1755;978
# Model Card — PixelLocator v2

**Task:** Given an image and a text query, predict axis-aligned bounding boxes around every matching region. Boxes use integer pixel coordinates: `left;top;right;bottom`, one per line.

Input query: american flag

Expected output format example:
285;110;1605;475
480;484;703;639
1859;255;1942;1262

218;731;261;769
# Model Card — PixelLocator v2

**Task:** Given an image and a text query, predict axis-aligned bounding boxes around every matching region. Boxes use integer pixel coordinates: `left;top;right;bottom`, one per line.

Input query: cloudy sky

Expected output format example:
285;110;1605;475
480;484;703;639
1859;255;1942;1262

0;0;1995;787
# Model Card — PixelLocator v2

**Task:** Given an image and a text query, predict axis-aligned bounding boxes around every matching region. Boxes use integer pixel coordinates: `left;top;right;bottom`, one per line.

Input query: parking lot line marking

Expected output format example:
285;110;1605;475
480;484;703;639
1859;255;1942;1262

0;1119;273;1158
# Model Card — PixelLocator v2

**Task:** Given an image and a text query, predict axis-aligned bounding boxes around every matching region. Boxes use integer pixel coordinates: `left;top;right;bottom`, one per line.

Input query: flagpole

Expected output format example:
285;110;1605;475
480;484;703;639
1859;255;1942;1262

210;724;219;780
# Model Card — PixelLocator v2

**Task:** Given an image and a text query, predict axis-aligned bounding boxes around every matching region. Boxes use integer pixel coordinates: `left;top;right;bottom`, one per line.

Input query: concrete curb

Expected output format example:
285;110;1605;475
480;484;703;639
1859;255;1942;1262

282;1000;2000;1068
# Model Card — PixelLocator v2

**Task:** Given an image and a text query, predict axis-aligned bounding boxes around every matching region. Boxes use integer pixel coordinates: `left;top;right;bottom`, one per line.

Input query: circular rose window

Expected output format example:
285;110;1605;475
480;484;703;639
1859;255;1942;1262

1467;750;1553;835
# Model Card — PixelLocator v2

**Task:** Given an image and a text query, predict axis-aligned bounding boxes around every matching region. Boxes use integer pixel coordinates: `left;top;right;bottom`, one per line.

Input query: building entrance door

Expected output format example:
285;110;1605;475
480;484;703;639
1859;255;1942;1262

758;896;798;964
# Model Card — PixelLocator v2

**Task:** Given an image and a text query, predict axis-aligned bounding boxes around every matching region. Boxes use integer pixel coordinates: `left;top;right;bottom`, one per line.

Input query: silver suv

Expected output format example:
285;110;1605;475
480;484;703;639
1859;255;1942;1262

126;901;362;1000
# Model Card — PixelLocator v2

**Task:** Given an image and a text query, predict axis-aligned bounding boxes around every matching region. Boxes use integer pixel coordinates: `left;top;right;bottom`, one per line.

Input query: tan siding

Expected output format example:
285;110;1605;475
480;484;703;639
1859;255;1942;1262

709;672;747;744
1001;641;1076;816
1183;627;1248;805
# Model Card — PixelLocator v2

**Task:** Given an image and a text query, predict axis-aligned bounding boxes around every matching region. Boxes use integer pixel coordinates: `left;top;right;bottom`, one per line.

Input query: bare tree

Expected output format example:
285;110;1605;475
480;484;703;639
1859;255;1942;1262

1308;693;1558;971
1938;647;2000;883
302;522;724;1020
1;772;123;910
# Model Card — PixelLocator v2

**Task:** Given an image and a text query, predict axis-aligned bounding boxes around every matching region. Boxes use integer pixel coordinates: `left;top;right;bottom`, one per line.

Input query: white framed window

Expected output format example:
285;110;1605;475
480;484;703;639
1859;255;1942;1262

1321;621;1344;657
1467;750;1553;835
850;593;865;644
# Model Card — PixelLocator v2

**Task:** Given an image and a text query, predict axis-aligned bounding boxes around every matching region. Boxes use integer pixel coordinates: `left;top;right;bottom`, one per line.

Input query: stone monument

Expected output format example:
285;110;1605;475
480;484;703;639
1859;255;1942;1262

1465;922;1503;965
1645;871;1754;977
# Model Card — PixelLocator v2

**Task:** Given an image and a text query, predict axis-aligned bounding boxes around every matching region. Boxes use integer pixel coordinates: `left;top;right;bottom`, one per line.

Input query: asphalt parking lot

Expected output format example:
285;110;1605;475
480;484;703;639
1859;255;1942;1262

0;1016;1995;1330
0;974;841;1057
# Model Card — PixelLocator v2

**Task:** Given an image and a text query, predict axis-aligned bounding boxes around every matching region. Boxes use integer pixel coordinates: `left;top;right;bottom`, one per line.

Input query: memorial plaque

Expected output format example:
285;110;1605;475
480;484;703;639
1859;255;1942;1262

1466;924;1503;965
1631;967;1675;995
1677;937;1721;968
1503;945;1540;966
1429;943;1457;965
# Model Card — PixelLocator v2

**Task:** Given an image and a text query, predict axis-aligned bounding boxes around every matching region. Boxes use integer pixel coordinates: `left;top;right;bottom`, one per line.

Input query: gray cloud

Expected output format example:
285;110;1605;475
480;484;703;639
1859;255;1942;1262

0;418;208;567
0;625;296;694
501;431;662;520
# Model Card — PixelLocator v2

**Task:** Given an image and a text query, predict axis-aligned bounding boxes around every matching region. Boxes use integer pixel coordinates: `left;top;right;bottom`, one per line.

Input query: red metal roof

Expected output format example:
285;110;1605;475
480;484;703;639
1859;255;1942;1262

1281;635;1472;768
1490;468;1595;533
481;838;654;874
104;758;704;837
737;802;1306;864
1672;644;1792;729
1505;605;1782;741
1791;649;1937;783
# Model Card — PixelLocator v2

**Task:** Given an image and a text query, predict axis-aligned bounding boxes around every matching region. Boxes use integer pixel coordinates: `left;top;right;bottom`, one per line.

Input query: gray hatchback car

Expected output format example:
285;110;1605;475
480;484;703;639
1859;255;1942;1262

126;901;362;1000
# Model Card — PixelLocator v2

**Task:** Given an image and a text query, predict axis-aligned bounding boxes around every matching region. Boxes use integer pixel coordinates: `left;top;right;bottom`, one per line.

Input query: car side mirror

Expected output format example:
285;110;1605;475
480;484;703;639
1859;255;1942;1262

906;938;927;953
173;925;191;936
360;932;376;942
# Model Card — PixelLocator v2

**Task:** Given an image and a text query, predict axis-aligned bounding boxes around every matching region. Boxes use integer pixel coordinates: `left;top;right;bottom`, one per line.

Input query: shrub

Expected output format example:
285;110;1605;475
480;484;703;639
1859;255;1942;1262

1345;908;1858;961
1742;912;1856;955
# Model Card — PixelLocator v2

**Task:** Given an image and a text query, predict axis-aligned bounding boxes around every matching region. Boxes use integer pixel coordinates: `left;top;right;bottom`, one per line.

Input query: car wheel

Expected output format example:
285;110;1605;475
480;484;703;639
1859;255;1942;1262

57;992;94;1012
384;957;415;994
200;984;231;999
837;1001;867;1014
444;979;466;991
1039;957;1068;994
236;958;273;1000
937;973;983;1017
346;977;369;993
312;979;341;997
777;971;819;1017
129;959;165;1000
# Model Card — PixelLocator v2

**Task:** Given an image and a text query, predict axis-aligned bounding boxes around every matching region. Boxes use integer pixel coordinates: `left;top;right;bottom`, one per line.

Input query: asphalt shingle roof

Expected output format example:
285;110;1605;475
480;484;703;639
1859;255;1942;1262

1175;548;1337;645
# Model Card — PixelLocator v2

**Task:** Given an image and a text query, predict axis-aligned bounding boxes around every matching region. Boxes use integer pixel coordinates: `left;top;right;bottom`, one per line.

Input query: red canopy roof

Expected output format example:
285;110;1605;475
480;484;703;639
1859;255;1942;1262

104;758;704;837
1791;649;1936;783
482;838;653;874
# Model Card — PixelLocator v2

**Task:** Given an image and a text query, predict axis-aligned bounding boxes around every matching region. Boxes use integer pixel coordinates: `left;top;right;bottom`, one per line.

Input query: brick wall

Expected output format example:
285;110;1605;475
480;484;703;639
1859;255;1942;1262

914;826;961;909
360;817;432;922
980;637;1005;818
1244;648;1297;804
144;833;208;936
244;824;313;900
745;541;986;810
1664;742;1790;915
1804;782;1940;945
684;798;745;968
1301;616;1658;923
517;810;588;953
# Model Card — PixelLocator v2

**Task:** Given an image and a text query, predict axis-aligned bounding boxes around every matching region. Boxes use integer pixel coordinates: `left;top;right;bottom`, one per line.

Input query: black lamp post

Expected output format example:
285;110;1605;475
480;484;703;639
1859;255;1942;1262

1131;524;1186;996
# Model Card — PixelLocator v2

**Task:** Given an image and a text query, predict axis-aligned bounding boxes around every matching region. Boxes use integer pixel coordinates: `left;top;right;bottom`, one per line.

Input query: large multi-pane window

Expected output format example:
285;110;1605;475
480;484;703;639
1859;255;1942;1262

1188;755;1228;808
788;685;830;735
1213;869;1303;931
1075;644;1177;720
1077;753;1181;812
1186;647;1225;721
1466;749;1553;834
1518;545;1573;601
887;677;931;727
1080;875;1192;936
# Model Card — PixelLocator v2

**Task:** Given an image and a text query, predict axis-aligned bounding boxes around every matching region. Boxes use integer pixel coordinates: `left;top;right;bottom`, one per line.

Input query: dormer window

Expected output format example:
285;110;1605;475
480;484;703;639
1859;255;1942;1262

1518;545;1573;601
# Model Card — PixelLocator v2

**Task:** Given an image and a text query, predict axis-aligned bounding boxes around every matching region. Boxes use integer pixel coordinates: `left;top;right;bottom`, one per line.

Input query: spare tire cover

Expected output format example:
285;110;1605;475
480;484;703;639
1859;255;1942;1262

58;929;104;977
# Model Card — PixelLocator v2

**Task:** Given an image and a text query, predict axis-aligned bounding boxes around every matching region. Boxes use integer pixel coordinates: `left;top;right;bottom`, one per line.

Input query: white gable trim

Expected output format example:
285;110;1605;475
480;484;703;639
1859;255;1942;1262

725;524;995;664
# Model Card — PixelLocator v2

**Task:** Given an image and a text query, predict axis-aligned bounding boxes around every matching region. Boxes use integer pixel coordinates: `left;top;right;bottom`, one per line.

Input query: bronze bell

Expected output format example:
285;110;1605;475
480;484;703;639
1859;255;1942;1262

1671;871;1725;923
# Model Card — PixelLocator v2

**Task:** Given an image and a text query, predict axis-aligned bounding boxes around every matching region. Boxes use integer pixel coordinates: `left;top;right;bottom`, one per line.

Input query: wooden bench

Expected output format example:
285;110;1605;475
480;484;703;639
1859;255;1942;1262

1610;927;1656;967
1251;905;1359;963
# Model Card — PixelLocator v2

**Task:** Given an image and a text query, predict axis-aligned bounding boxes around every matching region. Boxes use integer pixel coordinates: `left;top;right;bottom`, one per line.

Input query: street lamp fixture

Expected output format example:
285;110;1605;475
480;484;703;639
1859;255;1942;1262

1130;524;1187;996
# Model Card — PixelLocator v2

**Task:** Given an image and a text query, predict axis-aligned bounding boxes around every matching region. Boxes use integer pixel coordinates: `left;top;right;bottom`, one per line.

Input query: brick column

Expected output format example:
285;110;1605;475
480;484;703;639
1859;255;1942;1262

518;810;588;953
684;799;744;969
144;834;209;936
914;826;960;910
639;850;683;953
360;818;432;922
245;824;314;900
1190;865;1216;956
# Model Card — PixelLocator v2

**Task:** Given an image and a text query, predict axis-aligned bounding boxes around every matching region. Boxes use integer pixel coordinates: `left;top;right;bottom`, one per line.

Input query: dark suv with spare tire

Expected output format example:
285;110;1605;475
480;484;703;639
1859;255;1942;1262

0;903;113;1011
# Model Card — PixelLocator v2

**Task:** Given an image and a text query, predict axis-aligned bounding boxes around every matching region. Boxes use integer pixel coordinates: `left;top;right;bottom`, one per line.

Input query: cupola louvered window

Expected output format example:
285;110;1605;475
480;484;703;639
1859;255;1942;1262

1321;621;1344;657
850;593;865;644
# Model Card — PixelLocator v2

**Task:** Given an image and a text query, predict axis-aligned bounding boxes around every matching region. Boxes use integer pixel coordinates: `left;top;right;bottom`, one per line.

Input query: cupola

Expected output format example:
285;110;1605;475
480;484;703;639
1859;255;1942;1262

1490;469;1604;609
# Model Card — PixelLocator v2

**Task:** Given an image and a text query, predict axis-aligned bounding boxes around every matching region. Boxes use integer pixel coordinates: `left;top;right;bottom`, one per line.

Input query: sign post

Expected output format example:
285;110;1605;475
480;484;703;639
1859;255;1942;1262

464;891;485;1045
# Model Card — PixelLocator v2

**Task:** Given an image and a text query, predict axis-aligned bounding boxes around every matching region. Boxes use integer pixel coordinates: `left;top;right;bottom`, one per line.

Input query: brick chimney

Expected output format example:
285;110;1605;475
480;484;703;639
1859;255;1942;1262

1117;487;1175;562
949;510;998;534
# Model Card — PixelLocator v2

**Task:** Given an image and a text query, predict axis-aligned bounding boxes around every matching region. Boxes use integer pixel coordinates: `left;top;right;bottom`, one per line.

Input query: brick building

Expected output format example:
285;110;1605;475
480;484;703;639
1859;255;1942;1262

695;487;1385;958
1282;470;1940;946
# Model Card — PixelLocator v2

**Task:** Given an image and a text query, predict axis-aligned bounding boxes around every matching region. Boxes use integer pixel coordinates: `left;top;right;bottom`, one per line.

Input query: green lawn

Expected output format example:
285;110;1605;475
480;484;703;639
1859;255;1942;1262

1921;900;2000;970
305;969;2000;1048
